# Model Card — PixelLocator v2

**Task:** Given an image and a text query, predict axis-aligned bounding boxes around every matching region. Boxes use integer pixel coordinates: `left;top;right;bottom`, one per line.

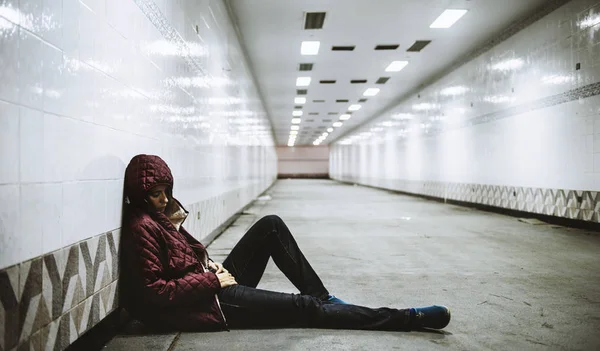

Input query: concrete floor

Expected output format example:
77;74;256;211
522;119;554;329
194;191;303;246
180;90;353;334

105;179;600;351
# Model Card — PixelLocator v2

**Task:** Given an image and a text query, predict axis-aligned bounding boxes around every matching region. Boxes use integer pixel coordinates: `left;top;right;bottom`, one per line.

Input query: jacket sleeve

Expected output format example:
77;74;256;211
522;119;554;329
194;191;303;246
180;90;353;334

129;223;221;307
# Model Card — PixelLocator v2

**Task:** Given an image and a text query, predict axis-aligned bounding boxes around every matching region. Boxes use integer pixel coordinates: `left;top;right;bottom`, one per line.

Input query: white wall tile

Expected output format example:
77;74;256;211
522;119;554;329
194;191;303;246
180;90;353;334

41;182;63;254
40;0;63;47
18;29;45;109
0;17;20;104
19;183;45;260
0;185;20;268
0;101;20;184
19;106;44;183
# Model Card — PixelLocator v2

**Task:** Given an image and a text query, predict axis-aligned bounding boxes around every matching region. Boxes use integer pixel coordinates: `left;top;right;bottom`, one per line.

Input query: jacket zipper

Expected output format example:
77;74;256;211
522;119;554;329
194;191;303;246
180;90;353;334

202;262;229;331
214;294;230;331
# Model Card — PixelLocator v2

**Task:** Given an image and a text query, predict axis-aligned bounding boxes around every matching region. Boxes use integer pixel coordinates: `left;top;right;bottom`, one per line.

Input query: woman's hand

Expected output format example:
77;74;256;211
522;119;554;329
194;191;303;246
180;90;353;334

208;261;227;274
216;271;238;288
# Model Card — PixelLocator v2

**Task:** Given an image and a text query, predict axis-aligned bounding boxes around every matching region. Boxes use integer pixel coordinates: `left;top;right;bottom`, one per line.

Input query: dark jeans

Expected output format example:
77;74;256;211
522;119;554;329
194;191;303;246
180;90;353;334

218;215;411;330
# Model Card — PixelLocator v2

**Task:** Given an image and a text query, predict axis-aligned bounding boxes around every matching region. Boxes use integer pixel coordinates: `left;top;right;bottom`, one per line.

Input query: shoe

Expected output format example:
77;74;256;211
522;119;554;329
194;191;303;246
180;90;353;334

410;305;451;329
322;295;348;305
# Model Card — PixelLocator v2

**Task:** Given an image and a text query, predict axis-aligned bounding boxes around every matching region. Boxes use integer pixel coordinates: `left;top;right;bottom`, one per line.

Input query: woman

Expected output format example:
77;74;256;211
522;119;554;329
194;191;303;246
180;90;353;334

120;154;450;332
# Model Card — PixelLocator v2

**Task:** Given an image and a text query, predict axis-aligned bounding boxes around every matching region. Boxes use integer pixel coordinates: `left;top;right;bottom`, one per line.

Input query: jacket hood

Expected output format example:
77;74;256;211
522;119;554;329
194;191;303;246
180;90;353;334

124;154;174;208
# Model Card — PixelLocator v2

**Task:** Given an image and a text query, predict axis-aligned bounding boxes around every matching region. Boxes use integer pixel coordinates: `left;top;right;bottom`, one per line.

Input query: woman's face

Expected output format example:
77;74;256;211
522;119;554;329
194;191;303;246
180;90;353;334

146;185;169;212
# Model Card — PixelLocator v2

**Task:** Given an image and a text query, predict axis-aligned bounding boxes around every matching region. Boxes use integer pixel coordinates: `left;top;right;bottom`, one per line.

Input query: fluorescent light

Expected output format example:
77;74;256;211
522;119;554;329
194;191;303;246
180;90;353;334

490;58;524;71
301;41;320;55
412;103;438;111
327;128;333;132
296;77;311;86
339;114;351;120
430;9;467;28
440;86;469;96
385;61;408;72
290;131;298;135
348;104;361;111
292;111;303;117
294;97;306;104
392;113;414;120
291;125;300;130
333;122;343;127
291;118;302;124
322;132;329;137
363;88;380;96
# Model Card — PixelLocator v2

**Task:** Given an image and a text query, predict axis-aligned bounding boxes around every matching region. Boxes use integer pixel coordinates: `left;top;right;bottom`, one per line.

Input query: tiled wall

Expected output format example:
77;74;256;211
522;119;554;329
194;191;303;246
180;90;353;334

331;0;600;223
0;0;277;350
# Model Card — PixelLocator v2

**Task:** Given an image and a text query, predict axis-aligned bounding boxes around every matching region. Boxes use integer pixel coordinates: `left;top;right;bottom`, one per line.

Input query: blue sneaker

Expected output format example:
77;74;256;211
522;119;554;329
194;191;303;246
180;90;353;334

410;305;451;329
323;295;348;305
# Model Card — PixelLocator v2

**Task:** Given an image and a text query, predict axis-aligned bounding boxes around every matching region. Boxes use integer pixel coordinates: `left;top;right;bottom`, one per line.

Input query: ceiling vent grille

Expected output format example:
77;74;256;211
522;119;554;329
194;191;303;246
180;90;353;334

332;46;355;51
374;44;399;50
313;99;325;103
309;112;319;115
376;77;390;84
294;106;303;109
350;79;367;84
323;119;332;122
298;63;314;71
407;40;432;52
305;119;315;122
304;12;326;30
328;112;338;115
320;80;336;84
297;89;307;95
358;98;368;102
336;99;349;103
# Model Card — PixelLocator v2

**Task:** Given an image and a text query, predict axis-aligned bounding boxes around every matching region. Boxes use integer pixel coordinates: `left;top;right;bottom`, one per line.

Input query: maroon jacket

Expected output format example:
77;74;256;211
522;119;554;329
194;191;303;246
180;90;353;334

120;154;227;331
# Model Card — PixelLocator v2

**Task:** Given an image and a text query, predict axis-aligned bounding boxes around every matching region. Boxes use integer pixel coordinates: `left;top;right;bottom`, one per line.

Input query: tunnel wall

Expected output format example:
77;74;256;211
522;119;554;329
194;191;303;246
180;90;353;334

0;0;276;350
331;0;600;224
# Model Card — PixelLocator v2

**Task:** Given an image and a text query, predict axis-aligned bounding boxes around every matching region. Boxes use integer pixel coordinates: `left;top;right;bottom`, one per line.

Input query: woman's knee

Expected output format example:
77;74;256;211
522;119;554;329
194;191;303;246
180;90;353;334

260;214;283;225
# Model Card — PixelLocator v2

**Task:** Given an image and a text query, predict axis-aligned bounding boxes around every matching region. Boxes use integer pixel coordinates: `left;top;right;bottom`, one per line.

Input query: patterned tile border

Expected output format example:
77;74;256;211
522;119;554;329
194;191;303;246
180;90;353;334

335;177;600;224
0;181;272;351
0;230;120;351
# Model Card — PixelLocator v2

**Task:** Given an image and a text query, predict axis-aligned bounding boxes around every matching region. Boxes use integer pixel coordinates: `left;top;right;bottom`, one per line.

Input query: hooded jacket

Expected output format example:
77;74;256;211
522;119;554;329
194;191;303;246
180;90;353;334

120;154;227;331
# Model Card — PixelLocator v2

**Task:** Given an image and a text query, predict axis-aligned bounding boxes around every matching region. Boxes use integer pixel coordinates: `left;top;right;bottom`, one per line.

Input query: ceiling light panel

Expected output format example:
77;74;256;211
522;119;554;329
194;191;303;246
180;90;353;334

301;41;320;55
430;9;468;28
363;88;380;96
340;114;351;120
333;122;343;127
291;118;302;124
292;111;303;116
348;104;362;111
291;125;299;130
304;12;326;29
385;61;408;72
295;97;306;104
296;77;311;86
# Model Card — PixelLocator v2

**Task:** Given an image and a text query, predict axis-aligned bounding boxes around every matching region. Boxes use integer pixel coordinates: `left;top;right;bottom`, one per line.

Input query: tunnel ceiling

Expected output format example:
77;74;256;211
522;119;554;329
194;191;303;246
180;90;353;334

226;0;550;146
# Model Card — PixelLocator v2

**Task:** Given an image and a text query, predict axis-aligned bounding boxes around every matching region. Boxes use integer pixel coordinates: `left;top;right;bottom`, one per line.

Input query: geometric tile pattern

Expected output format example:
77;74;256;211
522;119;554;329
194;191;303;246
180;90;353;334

0;180;272;351
340;177;600;223
0;231;119;351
